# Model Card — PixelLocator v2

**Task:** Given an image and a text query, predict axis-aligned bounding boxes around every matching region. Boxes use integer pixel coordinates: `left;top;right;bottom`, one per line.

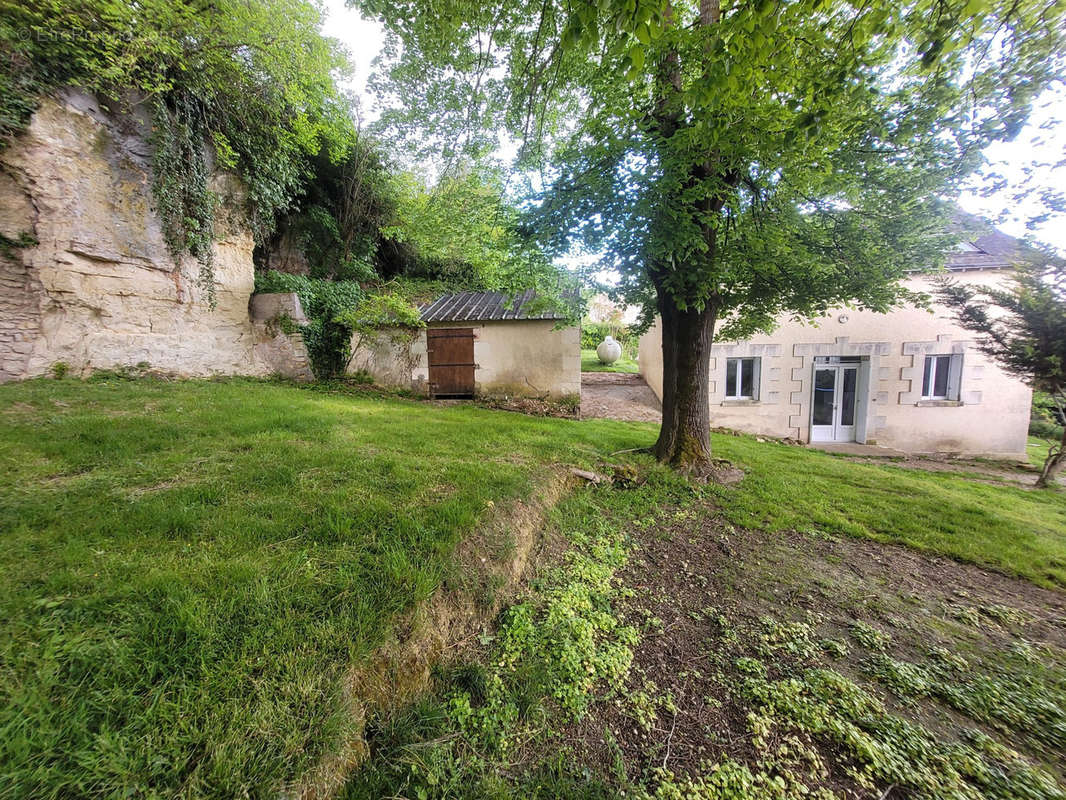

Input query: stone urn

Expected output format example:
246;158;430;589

596;335;622;364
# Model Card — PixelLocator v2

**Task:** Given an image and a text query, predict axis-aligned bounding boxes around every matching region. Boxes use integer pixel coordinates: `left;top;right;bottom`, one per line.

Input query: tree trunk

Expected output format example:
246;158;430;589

646;0;731;477
1035;425;1066;488
654;296;717;473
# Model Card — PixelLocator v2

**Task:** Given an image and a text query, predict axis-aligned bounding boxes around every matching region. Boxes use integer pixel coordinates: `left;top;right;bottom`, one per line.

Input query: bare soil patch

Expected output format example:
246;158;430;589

472;395;579;419
562;502;1066;789
580;372;662;422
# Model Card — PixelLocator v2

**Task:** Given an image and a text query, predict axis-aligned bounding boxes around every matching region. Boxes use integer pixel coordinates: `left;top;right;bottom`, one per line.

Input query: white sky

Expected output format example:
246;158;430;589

321;0;1066;253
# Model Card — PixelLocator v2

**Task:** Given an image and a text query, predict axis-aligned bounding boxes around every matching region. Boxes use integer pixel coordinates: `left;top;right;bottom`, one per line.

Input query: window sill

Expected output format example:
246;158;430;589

915;399;962;407
721;399;759;406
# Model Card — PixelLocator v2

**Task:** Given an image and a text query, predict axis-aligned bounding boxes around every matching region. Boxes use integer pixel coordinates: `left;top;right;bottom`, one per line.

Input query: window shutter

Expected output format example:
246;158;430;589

947;353;963;401
752;358;762;401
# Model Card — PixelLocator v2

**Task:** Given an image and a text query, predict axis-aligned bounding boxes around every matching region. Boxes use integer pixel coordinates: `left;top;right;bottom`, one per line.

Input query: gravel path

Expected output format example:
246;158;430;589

580;372;662;422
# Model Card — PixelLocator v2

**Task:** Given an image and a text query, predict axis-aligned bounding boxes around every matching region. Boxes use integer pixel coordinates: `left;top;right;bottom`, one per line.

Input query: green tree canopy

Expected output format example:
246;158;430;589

388;165;579;318
384;167;533;285
938;257;1066;487
264;152;573;301
357;0;1066;473
263;133;399;282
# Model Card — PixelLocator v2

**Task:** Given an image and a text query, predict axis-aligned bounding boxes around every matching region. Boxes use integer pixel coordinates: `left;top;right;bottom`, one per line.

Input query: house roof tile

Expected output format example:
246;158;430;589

943;215;1026;271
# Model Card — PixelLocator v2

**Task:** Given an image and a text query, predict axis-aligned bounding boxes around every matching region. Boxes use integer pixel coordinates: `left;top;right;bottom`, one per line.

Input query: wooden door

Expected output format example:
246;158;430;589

427;328;475;397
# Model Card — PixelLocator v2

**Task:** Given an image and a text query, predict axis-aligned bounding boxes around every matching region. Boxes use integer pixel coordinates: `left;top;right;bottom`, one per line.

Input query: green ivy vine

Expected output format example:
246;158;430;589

254;271;366;379
149;94;218;304
1;0;356;301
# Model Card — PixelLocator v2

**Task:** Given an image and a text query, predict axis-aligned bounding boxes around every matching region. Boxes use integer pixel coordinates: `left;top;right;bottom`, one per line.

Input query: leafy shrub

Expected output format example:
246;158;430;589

349;369;375;385
255;271;427;380
254;271;365;378
1031;418;1065;439
558;393;581;412
254;272;367;321
335;291;425;375
581;321;636;353
1030;392;1065;439
334;292;425;334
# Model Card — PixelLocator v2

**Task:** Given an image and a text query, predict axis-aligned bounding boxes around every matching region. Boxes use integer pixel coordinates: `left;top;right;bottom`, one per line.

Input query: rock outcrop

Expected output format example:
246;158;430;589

0;89;310;381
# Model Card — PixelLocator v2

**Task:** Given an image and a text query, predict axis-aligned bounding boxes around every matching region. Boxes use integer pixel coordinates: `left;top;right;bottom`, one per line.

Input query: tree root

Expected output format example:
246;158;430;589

677;457;745;485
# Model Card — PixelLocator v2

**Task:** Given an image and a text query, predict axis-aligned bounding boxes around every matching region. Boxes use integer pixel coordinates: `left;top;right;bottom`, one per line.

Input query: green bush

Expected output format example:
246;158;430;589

1031;418;1065;439
254;271;365;379
581;321;636;354
349;369;375;385
255;272;426;381
1030;392;1065;439
334;292;425;333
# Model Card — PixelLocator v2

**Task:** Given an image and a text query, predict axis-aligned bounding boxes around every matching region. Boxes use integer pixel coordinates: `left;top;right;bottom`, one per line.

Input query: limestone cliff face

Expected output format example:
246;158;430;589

0;89;310;381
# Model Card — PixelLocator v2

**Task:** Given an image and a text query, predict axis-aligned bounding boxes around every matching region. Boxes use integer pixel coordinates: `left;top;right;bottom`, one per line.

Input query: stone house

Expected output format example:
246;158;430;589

637;227;1033;459
349;289;581;400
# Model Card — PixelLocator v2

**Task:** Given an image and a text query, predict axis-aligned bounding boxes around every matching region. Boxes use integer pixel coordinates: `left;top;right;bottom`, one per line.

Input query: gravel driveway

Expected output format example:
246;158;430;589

580;372;662;422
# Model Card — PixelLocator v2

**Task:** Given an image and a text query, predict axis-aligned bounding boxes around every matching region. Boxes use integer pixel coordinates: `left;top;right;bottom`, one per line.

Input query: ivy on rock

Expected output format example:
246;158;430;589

2;0;355;294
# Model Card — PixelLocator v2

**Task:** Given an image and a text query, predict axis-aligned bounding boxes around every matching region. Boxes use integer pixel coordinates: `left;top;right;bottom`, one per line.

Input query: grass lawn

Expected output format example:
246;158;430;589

0;376;648;798
580;348;639;373
1029;434;1057;469
1;376;1064;797
709;436;1066;589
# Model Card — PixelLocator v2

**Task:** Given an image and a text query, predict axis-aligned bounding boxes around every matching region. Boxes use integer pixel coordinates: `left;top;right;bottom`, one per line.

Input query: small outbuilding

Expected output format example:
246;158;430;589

349;289;580;400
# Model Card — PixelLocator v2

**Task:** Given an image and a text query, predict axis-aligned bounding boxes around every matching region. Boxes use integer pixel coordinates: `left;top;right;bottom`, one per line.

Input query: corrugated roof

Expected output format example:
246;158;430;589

420;289;568;323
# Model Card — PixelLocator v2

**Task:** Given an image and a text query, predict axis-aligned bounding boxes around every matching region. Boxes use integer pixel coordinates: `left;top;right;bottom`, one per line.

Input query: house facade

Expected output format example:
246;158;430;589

637;230;1033;459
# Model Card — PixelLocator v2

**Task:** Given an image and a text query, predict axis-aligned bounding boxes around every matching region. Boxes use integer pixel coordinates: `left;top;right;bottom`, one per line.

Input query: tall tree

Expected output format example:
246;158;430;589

356;0;1066;474
263;134;398;281
938;260;1066;488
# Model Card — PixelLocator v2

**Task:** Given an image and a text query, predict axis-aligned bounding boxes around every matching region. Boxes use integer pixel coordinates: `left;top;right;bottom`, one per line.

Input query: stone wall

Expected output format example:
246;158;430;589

0;89;309;381
349;329;430;395
249;293;314;381
472;320;581;399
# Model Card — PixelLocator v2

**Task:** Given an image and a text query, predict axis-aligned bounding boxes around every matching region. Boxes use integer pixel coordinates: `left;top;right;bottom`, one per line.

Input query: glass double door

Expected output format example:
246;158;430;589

811;365;858;442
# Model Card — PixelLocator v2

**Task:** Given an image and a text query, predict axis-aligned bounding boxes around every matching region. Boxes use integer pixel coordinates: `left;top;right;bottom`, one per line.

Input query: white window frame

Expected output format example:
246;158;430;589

724;357;760;400
921;354;962;401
